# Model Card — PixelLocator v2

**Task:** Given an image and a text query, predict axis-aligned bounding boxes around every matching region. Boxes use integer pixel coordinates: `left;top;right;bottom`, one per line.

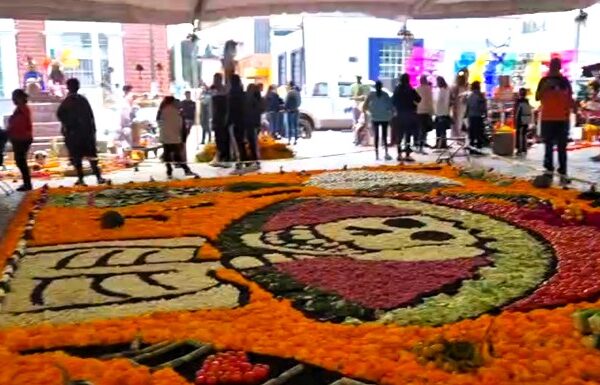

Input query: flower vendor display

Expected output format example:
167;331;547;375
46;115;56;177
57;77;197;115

4;165;600;385
196;135;294;163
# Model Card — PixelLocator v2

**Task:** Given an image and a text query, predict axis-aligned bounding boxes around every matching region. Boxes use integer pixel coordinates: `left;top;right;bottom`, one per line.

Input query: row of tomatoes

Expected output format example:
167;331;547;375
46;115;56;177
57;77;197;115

195;351;271;385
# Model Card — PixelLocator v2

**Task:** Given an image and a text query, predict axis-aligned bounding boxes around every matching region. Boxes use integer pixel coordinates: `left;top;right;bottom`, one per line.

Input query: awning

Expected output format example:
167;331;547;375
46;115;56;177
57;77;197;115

0;0;597;24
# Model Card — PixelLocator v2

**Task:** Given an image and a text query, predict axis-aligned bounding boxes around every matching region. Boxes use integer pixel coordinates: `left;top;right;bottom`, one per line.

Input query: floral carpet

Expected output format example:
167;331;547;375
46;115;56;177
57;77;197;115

2;165;600;385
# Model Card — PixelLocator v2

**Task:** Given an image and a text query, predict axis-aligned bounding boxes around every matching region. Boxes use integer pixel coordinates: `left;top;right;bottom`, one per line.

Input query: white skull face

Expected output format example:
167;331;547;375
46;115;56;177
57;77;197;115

242;215;484;262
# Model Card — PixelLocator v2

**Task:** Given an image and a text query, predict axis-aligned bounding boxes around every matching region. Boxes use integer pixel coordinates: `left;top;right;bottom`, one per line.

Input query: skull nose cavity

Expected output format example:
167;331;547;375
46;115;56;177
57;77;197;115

410;231;456;242
384;217;426;229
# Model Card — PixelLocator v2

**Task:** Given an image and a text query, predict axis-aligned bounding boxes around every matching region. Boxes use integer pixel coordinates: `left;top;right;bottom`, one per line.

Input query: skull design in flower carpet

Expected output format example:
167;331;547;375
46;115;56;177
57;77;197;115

0;237;242;327
220;197;554;325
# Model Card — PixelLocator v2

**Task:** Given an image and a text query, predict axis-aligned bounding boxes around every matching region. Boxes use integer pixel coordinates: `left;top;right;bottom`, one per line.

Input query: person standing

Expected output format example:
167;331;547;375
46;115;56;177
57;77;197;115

244;83;264;168
210;73;230;166
0;126;7;171
351;76;371;144
285;81;302;145
157;96;194;178
7;89;33;191
228;75;247;169
514;87;533;156
465;81;488;151
199;85;212;144
434;76;451;149
364;80;393;160
392;73;422;162
536;57;574;185
416;75;434;153
57;78;106;186
450;70;469;140
180;90;196;163
266;85;283;138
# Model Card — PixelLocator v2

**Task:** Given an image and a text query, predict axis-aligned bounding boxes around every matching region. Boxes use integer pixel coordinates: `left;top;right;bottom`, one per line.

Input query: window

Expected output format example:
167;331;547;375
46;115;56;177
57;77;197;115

59;32;95;86
290;48;304;87
312;82;328;96
278;54;287;86
254;18;270;54
338;82;353;98
522;20;546;34
378;42;410;80
55;31;112;87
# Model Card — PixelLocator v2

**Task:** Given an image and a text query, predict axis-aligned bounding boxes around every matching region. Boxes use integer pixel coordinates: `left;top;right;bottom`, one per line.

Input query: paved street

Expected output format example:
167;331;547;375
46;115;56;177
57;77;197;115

1;128;600;238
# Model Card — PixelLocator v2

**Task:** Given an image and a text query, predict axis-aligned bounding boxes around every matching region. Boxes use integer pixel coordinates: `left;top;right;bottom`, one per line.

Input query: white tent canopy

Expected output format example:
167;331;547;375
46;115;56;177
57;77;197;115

0;0;597;24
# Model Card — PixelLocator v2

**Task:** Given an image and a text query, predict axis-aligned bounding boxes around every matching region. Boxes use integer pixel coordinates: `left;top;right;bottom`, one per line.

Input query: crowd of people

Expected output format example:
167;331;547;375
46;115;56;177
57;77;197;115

362;57;574;184
203;74;303;169
0;57;576;189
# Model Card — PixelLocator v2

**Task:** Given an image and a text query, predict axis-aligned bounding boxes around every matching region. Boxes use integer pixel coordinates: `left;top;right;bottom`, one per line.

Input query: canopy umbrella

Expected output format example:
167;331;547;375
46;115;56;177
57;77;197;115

0;0;597;24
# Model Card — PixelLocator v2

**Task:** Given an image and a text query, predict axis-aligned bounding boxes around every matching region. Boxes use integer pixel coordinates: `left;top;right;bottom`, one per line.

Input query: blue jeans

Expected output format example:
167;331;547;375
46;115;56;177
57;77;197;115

267;111;279;136
287;111;299;141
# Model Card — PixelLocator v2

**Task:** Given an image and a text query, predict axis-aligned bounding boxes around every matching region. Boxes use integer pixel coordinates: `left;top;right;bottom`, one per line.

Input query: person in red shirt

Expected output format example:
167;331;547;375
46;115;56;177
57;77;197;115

7;89;33;191
535;58;574;186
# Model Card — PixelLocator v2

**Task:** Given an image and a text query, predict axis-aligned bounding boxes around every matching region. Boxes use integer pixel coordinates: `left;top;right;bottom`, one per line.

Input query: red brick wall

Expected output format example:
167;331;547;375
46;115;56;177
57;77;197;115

15;20;46;83
122;24;170;94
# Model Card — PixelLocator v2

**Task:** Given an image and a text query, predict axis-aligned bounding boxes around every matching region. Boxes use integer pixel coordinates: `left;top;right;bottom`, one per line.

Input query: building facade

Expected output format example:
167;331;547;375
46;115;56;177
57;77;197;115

0;18;169;101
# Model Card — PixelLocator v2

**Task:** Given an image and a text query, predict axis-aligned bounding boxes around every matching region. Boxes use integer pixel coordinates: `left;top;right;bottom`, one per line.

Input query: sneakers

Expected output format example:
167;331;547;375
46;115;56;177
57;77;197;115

74;179;87;187
97;177;108;185
404;155;416;162
384;154;393;161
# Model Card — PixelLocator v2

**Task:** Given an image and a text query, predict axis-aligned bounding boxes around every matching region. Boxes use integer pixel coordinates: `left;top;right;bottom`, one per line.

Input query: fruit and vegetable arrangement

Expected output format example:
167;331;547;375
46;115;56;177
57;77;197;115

195;352;270;385
573;309;600;349
412;337;488;373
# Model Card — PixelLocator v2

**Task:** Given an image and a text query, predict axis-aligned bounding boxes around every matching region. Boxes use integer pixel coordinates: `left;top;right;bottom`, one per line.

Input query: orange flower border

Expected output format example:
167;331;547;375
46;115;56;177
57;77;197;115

2;165;600;385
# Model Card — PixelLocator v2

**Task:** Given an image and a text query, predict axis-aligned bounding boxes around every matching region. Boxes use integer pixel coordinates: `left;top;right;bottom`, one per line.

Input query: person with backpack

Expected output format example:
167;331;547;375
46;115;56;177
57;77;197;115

364;80;394;160
465;81;488;151
536;57;574;186
514;88;533;156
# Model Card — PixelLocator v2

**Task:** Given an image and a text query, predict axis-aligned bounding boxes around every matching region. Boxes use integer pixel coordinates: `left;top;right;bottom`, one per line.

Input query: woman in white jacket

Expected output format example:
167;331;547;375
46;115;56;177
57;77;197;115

157;96;194;179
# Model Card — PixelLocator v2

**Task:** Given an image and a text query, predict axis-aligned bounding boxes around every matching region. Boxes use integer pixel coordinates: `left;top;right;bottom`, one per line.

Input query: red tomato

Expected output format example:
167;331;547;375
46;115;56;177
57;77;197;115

195;375;207;385
230;371;243;383
205;376;218;385
254;365;269;380
242;371;259;384
239;362;252;372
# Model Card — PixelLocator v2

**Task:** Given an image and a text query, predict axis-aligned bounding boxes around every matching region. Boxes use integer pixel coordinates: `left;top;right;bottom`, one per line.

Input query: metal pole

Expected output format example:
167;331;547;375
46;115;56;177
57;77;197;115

301;16;306;89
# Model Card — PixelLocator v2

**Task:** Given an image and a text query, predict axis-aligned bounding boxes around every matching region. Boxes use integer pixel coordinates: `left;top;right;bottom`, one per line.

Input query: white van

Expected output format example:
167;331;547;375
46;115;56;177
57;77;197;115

297;80;392;138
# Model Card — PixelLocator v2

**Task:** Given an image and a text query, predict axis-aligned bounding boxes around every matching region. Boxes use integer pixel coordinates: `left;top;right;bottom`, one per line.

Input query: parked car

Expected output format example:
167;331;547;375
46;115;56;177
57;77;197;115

293;80;392;138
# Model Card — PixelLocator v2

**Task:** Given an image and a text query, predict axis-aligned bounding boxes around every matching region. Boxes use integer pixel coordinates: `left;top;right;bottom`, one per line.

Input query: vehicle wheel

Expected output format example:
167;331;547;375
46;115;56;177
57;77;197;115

299;114;314;139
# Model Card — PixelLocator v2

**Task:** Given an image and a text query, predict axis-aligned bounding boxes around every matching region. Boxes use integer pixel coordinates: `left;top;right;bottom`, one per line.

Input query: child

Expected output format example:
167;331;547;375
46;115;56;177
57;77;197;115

514;88;533;156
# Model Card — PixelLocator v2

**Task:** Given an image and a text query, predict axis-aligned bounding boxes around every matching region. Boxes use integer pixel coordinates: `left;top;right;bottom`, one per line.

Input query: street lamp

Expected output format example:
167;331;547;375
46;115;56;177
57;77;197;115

398;23;415;77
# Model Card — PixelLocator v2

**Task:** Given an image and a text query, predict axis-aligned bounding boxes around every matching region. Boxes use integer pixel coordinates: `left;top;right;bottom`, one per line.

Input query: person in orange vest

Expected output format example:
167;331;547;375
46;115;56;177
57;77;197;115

535;57;574;186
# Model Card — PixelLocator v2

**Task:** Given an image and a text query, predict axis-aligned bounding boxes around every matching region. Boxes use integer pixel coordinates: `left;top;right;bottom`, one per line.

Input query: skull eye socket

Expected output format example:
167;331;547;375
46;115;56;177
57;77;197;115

384;218;426;229
410;231;455;242
347;226;393;236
